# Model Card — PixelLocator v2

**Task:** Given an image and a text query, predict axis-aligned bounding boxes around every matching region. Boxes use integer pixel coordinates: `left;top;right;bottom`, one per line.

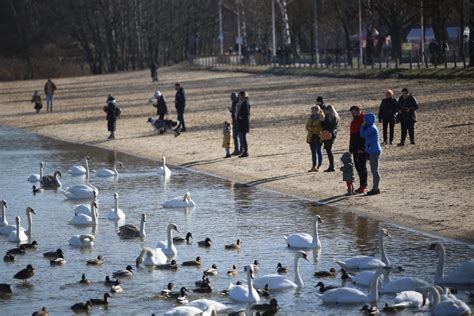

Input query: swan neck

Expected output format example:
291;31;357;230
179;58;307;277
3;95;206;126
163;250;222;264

40;163;43;178
167;226;173;249
247;270;256;300
115;196;119;211
435;245;446;282
1;204;5;224
429;287;440;307
26;210;33;236
139;218;145;238
85;159;89;180
113;162;118;174
382;268;390;285
369;269;383;302
312;218;319;246
379;231;390;266
92;204;97;224
294;255;303;288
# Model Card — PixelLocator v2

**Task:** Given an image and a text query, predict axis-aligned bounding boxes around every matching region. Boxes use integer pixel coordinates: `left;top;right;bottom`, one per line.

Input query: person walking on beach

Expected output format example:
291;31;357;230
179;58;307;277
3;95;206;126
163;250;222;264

236;90;250;158
150;62;158;82
397;88;419;146
104;94;121;140
319;98;340;172
223;121;232;158
229;92;241;155
306;105;325;172
175;83;186;132
153;90;168;121
31;91;42;113
43;78;57;112
349;105;368;194
360;112;382;195
378;89;398;145
340;152;355;196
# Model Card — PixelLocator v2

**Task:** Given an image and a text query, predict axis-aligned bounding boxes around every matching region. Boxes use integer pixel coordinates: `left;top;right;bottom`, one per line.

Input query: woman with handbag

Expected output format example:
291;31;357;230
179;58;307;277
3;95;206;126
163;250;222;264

320;104;340;172
306;105;325;172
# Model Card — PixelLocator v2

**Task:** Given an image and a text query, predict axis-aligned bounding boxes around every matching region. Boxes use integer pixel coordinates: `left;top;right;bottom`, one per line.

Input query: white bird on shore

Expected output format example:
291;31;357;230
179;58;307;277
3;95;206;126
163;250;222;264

157;156;171;177
283;215;323;249
107;192;125;220
229;264;260;303
156;223;179;256
163;192;195;208
96;161;122;177
429;242;474;285
69;234;95;248
28;161;44;183
68;156;90;176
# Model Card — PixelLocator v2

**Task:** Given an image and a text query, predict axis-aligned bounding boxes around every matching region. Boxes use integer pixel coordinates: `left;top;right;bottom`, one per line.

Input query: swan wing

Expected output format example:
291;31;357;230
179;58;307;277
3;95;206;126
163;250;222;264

286;233;314;248
70;213;92;225
0;225;19;236
352;271;377;286
393;291;424;307
118;224;139;237
253;274;297;290
8;229;28;243
28;174;40;182
69;165;86;175
433;298;471;315
164;306;203;316
336;255;385;270
444;259;474;284
319;287;369;304
107;208;125;220
229;283;257;303
188;299;227;312
381;277;430;293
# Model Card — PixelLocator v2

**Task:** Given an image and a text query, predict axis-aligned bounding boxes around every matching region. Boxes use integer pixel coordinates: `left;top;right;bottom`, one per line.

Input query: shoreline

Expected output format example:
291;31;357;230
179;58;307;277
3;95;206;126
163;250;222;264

1;67;472;242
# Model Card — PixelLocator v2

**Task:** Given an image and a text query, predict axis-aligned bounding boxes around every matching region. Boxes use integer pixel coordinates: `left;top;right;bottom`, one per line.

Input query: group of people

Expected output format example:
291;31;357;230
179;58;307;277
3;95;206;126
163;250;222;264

306;88;419;196
222;91;251;158
31;78;57;113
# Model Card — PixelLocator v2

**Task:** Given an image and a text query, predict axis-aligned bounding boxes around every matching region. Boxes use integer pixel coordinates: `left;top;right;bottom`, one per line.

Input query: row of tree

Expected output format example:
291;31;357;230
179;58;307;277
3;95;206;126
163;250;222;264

0;0;472;79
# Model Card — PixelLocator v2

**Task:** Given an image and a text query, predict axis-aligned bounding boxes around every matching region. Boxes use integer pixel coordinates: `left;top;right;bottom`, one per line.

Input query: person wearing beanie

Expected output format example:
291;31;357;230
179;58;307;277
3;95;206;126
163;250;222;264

360;112;382;195
153;90;168;121
397;88;419;146
103;94;121;140
378;89;398;145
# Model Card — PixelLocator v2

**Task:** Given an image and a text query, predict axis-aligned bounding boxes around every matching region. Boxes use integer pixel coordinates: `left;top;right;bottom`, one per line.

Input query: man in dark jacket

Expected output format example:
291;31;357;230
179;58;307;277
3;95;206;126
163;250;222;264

150;62;158;82
397;88;419;146
349;105;368;194
174;83;186;132
229;92;240;155
104;94;120;140
153;90;168;120
236;90;250;158
378;89;398;145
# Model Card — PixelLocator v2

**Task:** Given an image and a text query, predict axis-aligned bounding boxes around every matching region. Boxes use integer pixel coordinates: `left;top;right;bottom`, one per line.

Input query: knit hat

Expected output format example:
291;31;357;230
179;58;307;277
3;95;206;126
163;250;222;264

107;94;115;102
316;96;323;103
154;90;162;98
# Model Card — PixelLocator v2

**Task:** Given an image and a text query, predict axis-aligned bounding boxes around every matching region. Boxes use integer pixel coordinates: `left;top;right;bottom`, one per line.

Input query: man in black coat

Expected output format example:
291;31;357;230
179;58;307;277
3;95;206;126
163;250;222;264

236;90;250;158
229;92;240;155
104;94;120;140
174;83;186;132
378;89;398;145
397;88;419;146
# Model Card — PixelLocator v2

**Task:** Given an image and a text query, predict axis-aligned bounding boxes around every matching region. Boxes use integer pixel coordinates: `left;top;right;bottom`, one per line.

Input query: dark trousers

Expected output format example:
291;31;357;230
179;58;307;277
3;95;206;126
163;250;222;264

323;140;334;169
239;132;248;153
232;124;240;153
177;111;186;131
353;152;368;187
309;140;323;167
382;119;395;144
400;120;415;144
158;113;165;121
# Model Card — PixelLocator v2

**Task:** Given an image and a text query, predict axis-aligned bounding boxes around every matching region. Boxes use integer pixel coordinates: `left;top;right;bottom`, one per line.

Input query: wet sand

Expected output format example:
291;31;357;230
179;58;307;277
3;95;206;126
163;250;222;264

1;65;473;242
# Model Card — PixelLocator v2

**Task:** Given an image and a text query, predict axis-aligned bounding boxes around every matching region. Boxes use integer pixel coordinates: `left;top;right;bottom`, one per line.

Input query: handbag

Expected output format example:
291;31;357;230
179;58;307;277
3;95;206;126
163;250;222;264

320;130;332;142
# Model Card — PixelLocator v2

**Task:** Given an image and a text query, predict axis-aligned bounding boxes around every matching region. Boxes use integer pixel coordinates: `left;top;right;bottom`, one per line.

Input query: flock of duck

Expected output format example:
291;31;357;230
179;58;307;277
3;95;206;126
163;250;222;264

1;155;473;315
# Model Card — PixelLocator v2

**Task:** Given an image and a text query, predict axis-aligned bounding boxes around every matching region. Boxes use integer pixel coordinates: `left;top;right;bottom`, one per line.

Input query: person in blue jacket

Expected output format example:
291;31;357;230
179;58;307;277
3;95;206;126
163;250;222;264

360;112;382;196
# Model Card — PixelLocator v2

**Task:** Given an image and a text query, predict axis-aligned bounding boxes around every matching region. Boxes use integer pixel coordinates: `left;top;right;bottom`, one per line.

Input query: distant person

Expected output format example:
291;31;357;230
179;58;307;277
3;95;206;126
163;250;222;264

317;96;340;172
378;89;398;145
306;105;325;172
236;90;250;158
340;152;355;196
397;88;419;146
223;121;232;158
360;112;382;196
31;91;42;113
349;105;368;194
103;94;121;140
174;83;186;132
428;40;440;66
43;78;57;112
153;90;168;120
229;92;240;155
150;62;158;82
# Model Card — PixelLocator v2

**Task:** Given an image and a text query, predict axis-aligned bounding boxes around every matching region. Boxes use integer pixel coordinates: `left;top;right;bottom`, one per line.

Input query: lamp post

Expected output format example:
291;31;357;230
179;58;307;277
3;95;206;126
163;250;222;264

314;0;320;65
420;0;424;64
218;0;224;55
272;0;276;57
358;0;363;65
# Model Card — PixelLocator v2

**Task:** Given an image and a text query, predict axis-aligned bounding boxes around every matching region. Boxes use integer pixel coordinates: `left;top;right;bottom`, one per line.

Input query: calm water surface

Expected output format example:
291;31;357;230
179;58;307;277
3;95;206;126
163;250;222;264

0;126;472;315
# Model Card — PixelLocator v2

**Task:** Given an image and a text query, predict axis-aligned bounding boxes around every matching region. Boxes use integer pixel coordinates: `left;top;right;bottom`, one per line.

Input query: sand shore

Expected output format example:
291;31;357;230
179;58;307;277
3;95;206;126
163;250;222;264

1;66;473;242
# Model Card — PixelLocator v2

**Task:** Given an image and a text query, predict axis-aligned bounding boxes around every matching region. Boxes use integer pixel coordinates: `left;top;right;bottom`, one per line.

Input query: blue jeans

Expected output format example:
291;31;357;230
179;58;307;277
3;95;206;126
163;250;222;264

309;140;322;167
239;132;248;153
46;94;54;111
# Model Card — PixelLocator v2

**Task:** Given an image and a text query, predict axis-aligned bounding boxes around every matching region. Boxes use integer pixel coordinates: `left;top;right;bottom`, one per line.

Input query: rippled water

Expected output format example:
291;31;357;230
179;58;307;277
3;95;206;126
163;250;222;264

0;126;472;315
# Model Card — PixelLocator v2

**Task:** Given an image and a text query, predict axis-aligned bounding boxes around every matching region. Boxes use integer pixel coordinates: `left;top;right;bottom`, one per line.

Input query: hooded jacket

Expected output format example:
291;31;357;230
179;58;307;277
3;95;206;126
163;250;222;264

360;113;382;154
340;152;355;182
349;112;365;153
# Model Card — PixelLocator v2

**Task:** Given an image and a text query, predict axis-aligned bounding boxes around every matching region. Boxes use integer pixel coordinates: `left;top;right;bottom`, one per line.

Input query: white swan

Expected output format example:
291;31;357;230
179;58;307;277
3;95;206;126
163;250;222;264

315;267;384;304
336;228;390;270
61;182;98;200
70;201;98;226
163;192;196;208
156;223;179;256
0;201;23;236
164;305;217;316
68;156;90;176
379;268;430;293
352;266;404;287
28;161;44;182
0;200;9;228
74;191;98;216
96;161;122;177
69;234;95;248
107;192;125;220
229;264;260;303
423;286;471;316
135;246;167;266
157;156;171;177
253;251;309;290
391;291;426;309
188;299;228;313
118;213;146;239
40;170;62;189
7;207;35;243
283;215;322;249
429;242;474;285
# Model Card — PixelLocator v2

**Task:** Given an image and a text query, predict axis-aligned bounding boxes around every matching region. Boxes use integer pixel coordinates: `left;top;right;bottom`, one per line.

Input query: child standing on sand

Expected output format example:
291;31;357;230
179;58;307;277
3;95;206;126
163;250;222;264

340;152;355;196
223;121;232;158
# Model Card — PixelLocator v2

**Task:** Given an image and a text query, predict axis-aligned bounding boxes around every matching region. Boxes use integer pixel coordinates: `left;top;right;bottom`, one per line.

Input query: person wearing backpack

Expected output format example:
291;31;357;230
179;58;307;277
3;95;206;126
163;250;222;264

103;94;121;140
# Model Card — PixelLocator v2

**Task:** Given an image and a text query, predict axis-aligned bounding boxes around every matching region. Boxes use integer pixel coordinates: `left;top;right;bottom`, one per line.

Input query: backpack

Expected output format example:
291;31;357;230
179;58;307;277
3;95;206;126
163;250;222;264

115;106;122;119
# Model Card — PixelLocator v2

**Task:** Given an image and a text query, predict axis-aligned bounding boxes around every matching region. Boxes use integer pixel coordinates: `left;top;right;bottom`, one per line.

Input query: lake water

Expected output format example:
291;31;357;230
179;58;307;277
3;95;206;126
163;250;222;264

0;126;472;315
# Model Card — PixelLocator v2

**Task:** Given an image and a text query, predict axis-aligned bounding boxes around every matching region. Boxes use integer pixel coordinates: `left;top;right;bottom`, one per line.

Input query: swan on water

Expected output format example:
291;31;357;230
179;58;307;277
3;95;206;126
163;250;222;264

70;202;98;226
40;171;62;189
107;192;125;220
68;234;95;248
117;213;146;239
0;200;19;235
422;286;471;315
96;161;122;177
163;192;196;208
28;161;44;183
283;215;323;249
68;156;90;176
60;182;98;200
352;266;404;287
135;246;167;266
336;228;390;270
8;207;35;243
157;156;171;177
164;305;217;316
429;242;474;285
188;299;228;313
254;251;309;290
74;191;98;216
156;223;179;256
379;268;430;293
315;267;385;304
387;290;426;310
229;264;260;303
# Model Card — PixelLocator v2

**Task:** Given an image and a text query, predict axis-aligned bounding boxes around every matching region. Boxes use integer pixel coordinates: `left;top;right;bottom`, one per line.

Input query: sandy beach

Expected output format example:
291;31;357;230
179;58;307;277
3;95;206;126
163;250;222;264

1;65;473;242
